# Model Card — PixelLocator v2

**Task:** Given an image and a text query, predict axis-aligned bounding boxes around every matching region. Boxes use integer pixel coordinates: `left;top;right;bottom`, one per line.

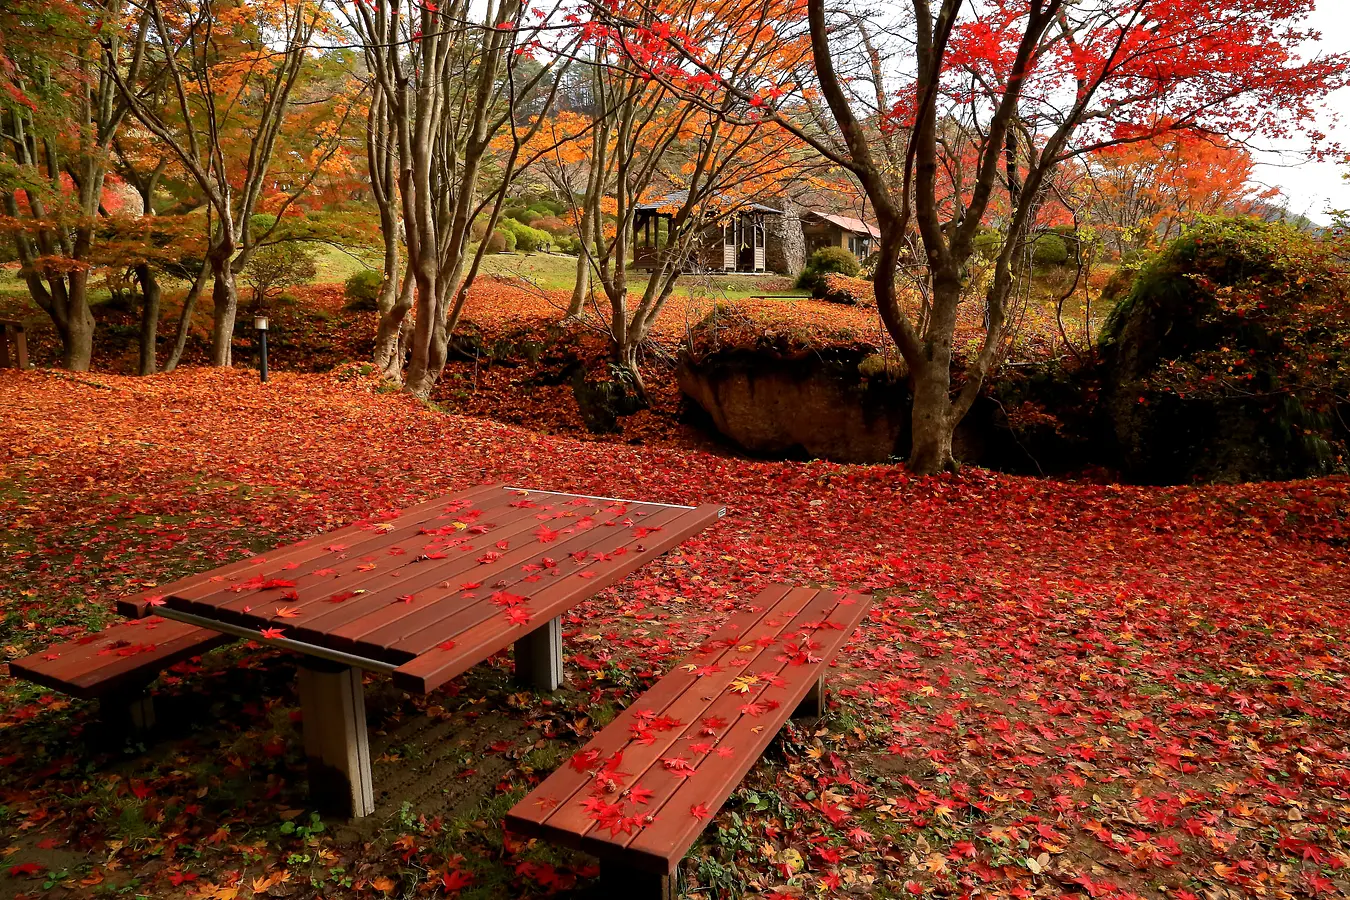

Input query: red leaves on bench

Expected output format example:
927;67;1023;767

97;640;159;657
259;627;285;640
568;749;602;772
229;576;297;593
629;709;685;745
661;756;698;778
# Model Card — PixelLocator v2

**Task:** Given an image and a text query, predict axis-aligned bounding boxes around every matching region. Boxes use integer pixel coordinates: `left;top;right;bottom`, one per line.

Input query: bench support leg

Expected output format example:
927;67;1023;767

99;686;157;737
514;615;563;692
600;863;673;900
793;673;826;718
297;660;375;818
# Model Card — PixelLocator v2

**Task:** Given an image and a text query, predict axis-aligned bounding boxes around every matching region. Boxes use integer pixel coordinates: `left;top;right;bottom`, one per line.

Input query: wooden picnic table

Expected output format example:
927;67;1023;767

146;484;724;816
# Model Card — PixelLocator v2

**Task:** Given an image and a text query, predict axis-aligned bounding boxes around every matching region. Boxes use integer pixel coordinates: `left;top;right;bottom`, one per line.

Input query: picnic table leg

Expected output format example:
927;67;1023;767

793;673;826;718
98;684;157;737
514;615;563;692
600;863;673;900
297;659;375;818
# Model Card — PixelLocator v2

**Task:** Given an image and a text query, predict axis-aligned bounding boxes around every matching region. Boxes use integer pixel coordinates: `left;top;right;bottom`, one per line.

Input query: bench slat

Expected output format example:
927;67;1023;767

504;585;872;875
528;586;832;841
503;584;804;832
10;617;232;700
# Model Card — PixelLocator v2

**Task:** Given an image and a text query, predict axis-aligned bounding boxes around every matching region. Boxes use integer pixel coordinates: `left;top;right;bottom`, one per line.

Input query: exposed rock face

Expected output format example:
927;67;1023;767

678;347;911;463
766;197;806;277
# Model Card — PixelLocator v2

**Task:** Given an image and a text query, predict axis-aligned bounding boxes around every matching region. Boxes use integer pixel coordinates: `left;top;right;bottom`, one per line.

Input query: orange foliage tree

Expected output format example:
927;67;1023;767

106;0;356;367
1084;135;1278;256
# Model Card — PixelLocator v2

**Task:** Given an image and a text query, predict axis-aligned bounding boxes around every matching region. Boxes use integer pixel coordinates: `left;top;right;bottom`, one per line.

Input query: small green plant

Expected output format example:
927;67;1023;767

279;811;326;840
343;269;383;311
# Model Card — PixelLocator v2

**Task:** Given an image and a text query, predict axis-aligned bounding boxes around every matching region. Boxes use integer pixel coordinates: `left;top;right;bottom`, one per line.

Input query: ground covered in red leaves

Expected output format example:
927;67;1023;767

1;368;1348;900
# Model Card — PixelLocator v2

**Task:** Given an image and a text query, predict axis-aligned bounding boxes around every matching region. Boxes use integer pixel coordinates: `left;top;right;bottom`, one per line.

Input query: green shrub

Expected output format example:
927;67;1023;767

796;246;860;294
1031;232;1070;267
973;228;1002;260
343;269;384;311
500;217;551;253
242;243;317;309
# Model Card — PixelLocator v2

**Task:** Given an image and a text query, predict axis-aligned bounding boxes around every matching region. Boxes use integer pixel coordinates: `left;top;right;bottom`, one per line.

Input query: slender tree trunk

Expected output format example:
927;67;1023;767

164;261;208;373
566;209;592;318
63;272;95;372
208;250;238;367
906;273;961;474
374;263;414;381
135;263;161;375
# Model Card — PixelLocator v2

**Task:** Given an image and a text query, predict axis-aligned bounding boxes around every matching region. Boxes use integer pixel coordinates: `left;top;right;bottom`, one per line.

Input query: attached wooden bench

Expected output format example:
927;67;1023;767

8;615;232;734
0;319;28;370
504;584;873;899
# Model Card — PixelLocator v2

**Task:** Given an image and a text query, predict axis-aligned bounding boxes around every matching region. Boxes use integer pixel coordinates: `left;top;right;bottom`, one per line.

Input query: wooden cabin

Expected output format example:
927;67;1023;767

801;210;879;260
633;193;788;274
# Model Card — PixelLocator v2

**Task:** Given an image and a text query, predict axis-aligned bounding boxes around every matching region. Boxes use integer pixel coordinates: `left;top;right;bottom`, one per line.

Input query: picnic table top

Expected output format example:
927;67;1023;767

150;484;725;693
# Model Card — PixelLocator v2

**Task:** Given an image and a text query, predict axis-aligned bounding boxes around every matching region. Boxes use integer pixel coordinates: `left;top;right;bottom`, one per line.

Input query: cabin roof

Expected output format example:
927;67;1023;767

805;210;880;239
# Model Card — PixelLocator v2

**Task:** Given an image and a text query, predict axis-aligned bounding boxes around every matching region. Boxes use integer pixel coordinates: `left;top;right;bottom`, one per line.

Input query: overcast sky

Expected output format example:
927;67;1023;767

1251;3;1350;223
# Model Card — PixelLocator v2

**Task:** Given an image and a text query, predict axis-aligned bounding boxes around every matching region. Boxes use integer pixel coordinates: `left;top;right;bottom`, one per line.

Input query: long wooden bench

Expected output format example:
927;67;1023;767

8;614;232;734
504;584;873;899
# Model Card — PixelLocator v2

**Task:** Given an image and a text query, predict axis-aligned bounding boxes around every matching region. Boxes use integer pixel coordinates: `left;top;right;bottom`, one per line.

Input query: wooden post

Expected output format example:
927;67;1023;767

793;673;826;718
297;659;375;818
98;685;157;737
514;615;563;692
600;863;673;900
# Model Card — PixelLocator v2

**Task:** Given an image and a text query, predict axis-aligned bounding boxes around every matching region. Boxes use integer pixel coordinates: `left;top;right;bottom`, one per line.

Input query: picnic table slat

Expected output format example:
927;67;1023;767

167;484;517;619
122;484;504;620
206;488;551;634
388;503;726;693
294;499;664;655
360;503;697;661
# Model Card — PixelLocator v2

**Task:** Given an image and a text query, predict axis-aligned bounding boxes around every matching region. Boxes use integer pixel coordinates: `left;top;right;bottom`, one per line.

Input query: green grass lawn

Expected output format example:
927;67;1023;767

478;251;806;300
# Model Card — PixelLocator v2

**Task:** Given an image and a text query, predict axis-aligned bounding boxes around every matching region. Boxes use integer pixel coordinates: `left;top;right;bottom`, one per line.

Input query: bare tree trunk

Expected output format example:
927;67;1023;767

908;360;956;474
566;228;590;318
374;264;414;380
63;272;95;372
135;263;161;375
208;250;237;367
164;261;208;372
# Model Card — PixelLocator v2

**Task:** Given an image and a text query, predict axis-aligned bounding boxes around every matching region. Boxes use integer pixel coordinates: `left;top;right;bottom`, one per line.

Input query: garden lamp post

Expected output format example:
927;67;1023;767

255;316;269;383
